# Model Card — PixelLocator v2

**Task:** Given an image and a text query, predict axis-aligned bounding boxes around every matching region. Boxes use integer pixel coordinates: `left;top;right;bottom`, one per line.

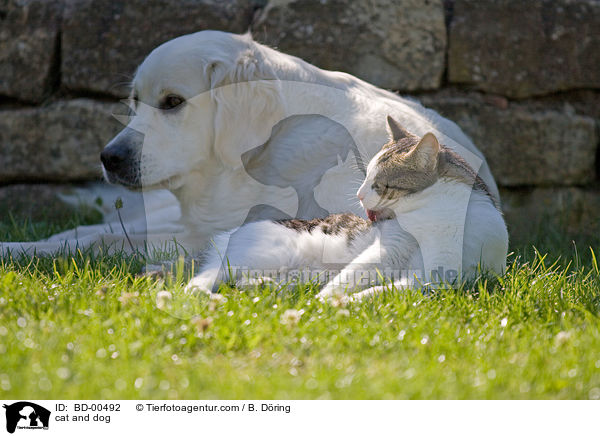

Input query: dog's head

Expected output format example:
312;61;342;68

101;31;283;191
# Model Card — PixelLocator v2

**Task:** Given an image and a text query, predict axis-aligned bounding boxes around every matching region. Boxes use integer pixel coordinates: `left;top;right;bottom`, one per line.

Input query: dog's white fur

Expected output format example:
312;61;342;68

122;31;499;248
2;31;502;265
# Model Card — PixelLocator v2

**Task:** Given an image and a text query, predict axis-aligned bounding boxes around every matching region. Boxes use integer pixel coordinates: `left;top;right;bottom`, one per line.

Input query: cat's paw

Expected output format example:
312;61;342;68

349;285;387;302
316;283;348;301
350;280;410;301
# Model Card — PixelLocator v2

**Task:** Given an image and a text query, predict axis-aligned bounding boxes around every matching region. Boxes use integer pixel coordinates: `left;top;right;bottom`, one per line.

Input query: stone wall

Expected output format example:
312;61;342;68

1;0;598;243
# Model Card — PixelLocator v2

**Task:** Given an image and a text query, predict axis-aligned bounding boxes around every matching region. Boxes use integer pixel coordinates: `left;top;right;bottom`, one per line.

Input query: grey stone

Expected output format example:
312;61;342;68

253;0;446;90
0;0;63;103
448;0;600;98
0;99;123;183
61;0;255;97
501;187;600;244
518;89;600;120
418;93;598;186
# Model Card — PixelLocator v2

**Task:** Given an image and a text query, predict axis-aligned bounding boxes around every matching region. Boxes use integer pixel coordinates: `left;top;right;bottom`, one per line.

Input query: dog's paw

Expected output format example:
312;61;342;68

184;276;215;295
238;276;275;288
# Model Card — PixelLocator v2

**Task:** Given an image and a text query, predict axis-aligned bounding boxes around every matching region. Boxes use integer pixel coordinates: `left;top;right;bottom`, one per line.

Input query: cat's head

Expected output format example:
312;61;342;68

358;116;441;221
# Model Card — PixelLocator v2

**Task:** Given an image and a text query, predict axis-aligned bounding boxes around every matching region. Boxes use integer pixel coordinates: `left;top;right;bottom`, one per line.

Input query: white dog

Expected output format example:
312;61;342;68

3;31;503;273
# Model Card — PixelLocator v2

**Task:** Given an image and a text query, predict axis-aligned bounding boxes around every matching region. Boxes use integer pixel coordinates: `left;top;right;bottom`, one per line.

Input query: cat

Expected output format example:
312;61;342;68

185;116;508;298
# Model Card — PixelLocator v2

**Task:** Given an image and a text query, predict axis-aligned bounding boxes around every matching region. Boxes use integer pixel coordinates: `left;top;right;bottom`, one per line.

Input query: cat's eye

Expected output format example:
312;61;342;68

159;94;185;110
372;182;389;191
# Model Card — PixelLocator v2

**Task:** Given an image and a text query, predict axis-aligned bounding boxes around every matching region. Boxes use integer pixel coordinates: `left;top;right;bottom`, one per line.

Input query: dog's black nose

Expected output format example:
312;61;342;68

101;145;132;172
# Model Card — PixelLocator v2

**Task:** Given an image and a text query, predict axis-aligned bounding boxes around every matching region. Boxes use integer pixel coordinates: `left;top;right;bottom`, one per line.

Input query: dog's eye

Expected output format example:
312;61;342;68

160;94;185;110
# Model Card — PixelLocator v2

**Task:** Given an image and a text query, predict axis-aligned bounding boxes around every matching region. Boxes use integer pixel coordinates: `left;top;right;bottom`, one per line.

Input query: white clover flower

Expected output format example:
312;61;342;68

554;331;571;346
118;292;139;305
281;309;302;326
155;290;172;309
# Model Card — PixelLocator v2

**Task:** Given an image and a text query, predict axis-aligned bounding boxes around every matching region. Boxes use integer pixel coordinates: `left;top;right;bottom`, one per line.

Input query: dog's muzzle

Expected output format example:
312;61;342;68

101;128;143;187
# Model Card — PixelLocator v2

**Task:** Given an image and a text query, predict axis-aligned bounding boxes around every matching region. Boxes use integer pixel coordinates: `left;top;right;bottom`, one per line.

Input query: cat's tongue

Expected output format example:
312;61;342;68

367;209;378;222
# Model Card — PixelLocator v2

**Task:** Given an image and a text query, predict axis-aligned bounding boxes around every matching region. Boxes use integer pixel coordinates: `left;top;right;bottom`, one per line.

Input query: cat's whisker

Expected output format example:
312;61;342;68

346;162;367;175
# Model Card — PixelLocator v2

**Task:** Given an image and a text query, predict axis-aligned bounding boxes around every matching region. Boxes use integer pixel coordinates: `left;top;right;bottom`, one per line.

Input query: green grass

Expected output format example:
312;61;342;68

1;216;599;399
0;206;102;243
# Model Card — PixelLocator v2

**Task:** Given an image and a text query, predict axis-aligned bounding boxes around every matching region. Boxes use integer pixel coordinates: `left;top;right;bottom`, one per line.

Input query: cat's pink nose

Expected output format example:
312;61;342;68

357;192;365;201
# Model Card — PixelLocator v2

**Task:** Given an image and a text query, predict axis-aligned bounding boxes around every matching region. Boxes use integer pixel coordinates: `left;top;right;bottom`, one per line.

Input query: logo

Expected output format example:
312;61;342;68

3;402;50;434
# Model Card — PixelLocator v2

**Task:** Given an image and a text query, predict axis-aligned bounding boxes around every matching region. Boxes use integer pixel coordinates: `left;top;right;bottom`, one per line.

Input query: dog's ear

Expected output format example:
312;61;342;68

207;44;284;169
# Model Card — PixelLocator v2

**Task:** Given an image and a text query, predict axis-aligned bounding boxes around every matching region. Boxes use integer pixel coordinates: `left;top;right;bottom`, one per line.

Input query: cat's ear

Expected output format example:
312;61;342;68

386;115;411;141
407;132;440;170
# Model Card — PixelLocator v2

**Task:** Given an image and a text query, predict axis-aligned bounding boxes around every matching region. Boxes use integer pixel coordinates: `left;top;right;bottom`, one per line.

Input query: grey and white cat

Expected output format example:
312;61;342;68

185;116;508;298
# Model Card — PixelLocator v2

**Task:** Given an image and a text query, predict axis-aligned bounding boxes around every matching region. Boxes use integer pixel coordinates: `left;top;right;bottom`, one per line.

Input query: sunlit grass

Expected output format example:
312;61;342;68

0;218;599;399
